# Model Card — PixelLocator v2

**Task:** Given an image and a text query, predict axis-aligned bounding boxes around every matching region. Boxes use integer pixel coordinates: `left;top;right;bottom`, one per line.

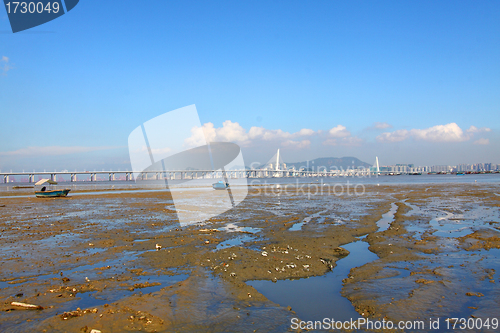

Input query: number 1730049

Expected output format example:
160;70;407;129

5;2;60;14
446;317;498;330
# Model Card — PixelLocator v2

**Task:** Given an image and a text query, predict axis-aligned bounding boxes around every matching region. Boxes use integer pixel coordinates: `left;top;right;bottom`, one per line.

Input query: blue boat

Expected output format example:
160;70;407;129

35;189;71;198
212;180;229;190
34;179;71;198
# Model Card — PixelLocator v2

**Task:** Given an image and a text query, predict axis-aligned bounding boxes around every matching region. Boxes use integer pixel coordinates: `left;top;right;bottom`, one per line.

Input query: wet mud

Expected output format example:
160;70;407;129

343;184;500;330
0;182;499;332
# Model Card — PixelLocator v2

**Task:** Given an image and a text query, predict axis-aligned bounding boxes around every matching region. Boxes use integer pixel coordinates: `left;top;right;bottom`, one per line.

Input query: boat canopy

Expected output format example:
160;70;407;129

35;179;58;185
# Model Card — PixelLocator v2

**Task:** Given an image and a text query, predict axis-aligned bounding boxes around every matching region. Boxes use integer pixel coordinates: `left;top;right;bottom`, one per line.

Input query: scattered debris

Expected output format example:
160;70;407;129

333;247;349;256
61;308;98;320
199;228;218;233
466;292;484;297
319;258;334;270
10;301;43;310
133;281;161;289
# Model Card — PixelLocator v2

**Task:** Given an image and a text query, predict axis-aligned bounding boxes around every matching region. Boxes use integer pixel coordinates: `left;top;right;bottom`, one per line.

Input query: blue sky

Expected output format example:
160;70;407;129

1;0;499;171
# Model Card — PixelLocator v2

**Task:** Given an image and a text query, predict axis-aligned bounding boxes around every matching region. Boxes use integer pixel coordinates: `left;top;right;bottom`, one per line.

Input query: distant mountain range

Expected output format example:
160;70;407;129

283;157;372;171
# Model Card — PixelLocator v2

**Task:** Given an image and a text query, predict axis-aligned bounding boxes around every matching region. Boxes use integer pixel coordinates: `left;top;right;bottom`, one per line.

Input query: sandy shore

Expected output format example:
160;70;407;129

0;183;499;332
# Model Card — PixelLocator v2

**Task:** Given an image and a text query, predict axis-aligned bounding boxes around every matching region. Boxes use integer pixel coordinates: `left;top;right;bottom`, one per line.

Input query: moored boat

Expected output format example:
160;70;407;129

35;189;71;198
212;180;228;190
34;179;71;198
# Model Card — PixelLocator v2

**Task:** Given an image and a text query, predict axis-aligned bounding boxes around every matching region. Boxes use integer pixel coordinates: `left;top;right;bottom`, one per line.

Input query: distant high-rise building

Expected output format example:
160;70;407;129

457;164;471;172
368;161;497;174
431;165;450;173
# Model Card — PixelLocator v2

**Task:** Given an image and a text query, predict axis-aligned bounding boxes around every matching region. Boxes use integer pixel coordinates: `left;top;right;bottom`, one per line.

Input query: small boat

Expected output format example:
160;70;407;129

212;180;229;190
35;189;71;198
34;179;71;198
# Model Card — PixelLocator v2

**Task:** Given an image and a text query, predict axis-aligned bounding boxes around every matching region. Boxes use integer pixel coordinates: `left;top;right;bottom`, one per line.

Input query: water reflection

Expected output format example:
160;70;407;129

248;239;378;322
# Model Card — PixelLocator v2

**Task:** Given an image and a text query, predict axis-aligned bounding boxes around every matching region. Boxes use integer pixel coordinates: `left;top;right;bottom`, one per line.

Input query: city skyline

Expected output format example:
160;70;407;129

1;158;498;185
1;155;499;174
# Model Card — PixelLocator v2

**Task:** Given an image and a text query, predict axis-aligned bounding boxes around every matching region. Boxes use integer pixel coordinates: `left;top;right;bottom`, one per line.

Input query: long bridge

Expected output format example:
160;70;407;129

0;168;375;183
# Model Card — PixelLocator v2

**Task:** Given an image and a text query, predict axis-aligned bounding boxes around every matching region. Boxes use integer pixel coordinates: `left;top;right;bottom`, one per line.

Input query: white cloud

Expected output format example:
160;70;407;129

374;122;392;129
185;122;216;147
466;125;491;134
247;126;264;140
328;125;351;138
185;121;317;149
217;120;249;142
367;122;392;130
0;146;119;156
377;123;490;143
185;121;249;147
474;138;489;145
297;128;315;136
1;56;12;75
248;127;292;141
376;129;409;143
185;121;366;151
282;139;311;149
410;123;467;142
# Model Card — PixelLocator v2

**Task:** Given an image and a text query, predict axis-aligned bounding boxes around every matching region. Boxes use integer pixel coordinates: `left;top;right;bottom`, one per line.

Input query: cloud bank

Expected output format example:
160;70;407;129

376;123;491;143
185;121;363;149
184;121;492;152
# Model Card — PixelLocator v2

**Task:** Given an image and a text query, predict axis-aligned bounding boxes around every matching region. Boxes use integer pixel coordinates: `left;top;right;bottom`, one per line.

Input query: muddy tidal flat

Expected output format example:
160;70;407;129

1;181;500;332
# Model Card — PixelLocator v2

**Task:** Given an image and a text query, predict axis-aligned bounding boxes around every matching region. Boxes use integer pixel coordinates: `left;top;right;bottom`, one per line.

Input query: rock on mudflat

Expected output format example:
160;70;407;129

10;301;43;310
